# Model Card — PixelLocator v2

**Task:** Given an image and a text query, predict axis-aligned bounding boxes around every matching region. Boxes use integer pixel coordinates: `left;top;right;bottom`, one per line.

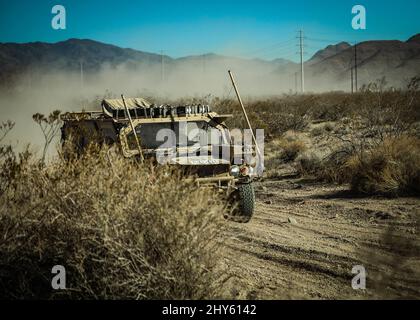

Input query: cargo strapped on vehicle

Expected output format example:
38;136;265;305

102;98;152;119
101;98;213;120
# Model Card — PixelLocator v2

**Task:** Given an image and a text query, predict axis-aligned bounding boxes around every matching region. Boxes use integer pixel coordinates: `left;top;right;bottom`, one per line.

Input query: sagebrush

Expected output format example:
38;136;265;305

0;143;228;299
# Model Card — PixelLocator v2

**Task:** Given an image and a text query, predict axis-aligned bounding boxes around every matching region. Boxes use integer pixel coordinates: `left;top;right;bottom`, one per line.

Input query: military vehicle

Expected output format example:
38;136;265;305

61;96;261;222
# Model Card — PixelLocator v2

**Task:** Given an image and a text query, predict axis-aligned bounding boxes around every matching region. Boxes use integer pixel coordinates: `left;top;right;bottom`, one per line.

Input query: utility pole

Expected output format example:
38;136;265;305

79;59;85;109
80;60;84;89
350;63;354;93
298;30;305;93
202;54;206;74
161;50;165;82
28;66;32;89
354;43;358;92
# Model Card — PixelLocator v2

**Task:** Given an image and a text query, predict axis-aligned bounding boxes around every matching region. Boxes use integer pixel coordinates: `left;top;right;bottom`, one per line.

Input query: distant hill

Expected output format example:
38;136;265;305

313;36;420;85
1;34;419;92
0;39;167;83
275;34;420;90
308;42;352;64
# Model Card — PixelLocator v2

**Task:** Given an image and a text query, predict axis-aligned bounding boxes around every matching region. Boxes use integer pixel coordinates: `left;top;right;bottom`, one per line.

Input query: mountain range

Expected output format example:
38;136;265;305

1;34;419;93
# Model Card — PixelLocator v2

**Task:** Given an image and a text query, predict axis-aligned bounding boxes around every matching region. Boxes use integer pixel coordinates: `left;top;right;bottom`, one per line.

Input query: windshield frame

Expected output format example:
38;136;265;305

121;115;230;153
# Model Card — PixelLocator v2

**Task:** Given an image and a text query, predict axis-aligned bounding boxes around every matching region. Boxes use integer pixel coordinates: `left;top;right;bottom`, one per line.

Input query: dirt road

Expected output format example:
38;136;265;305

224;172;420;299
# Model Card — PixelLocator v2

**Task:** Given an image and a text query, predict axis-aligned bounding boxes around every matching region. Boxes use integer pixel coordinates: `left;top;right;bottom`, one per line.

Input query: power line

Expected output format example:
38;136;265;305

250;47;299;62
308;30;413;40
306;37;345;44
279;52;301;60
265;47;298;57
238;39;294;56
239;38;296;56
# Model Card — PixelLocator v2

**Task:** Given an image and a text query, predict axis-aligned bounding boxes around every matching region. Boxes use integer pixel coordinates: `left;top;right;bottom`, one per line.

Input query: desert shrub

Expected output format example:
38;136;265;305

306;93;351;121
0;146;228;299
295;148;353;184
310;122;336;137
0;121;23;195
323;122;335;132
202;85;419;143
310;126;324;137
347;136;420;196
263;155;285;179
357;78;420;142
295;151;323;177
320;148;354;183
297;131;420;193
212;91;415;141
32;110;62;164
212;96;308;140
278;139;306;162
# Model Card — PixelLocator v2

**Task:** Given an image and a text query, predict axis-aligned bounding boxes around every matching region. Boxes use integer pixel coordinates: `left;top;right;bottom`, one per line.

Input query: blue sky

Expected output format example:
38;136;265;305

0;0;419;61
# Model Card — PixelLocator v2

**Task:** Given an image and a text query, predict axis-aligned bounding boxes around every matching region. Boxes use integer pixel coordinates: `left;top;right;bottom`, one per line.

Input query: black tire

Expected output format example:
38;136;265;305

228;183;255;223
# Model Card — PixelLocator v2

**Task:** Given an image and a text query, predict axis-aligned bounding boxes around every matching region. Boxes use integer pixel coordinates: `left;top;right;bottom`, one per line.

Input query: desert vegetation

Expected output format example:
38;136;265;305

213;77;420;196
0;128;229;299
0;76;419;299
215;79;419;299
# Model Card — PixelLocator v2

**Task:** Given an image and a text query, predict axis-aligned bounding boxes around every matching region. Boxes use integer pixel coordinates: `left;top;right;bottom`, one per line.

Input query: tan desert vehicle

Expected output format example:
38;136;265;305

61;97;259;222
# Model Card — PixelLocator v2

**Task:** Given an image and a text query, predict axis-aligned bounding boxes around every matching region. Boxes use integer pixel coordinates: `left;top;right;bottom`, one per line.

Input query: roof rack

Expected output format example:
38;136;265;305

61;98;215;122
102;98;213;120
60;111;105;121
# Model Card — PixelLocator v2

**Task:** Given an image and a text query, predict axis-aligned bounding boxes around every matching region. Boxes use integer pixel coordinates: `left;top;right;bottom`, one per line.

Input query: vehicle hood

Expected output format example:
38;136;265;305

169;155;231;166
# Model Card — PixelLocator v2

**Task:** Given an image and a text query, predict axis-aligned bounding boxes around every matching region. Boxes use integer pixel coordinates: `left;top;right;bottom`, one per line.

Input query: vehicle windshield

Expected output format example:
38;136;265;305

127;121;225;150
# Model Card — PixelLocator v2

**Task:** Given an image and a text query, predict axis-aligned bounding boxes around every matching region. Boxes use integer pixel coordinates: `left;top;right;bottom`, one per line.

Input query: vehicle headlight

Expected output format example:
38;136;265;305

240;166;250;176
230;165;240;177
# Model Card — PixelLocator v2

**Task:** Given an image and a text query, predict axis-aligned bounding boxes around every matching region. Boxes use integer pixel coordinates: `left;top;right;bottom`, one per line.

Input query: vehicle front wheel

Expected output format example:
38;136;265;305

228;183;255;223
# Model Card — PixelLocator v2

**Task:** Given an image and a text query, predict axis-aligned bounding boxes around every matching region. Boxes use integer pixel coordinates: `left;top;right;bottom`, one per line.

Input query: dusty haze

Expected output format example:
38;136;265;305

0;62;300;155
0;55;415;156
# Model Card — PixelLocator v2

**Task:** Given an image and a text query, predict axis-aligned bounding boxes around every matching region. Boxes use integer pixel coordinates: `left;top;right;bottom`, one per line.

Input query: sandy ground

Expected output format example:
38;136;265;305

223;167;420;299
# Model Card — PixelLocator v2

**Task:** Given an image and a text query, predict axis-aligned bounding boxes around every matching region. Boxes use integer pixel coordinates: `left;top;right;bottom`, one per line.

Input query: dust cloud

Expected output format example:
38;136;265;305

0;59;344;154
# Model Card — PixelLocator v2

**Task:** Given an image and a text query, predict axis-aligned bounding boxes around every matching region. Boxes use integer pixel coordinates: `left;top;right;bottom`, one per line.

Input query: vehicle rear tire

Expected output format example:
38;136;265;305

227;183;255;223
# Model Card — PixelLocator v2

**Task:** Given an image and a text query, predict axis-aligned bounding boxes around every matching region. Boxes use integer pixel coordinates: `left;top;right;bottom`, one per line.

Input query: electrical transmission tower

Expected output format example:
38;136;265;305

354;43;358;92
202;54;206;74
79;59;84;89
298;30;305;93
